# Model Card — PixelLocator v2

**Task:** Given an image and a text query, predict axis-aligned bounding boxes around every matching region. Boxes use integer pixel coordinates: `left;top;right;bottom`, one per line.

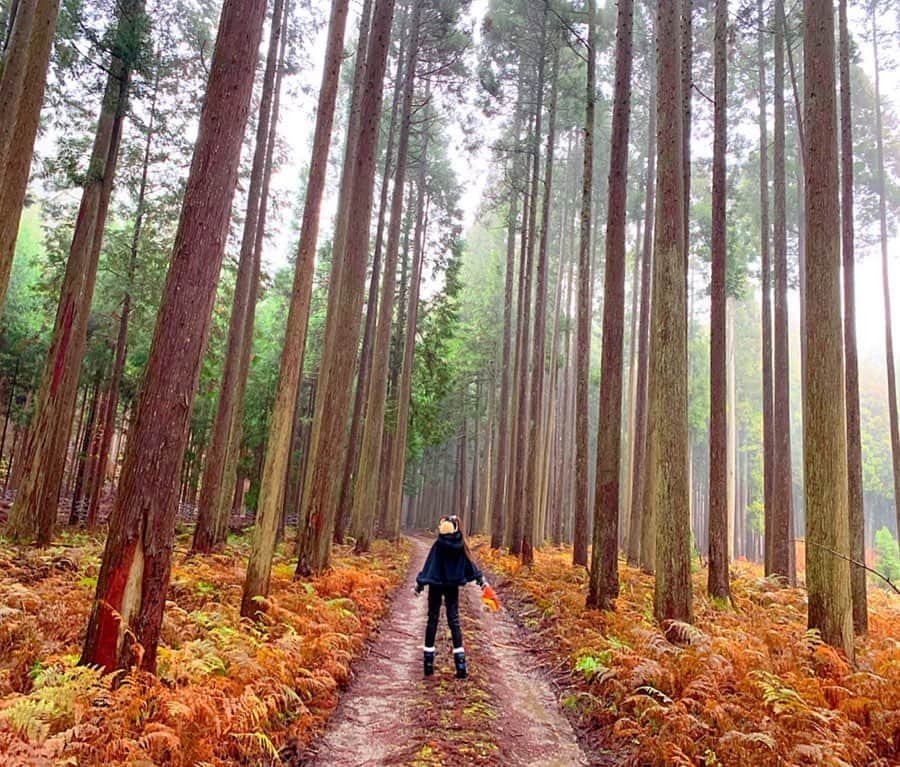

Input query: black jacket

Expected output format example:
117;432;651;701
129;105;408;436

416;532;483;589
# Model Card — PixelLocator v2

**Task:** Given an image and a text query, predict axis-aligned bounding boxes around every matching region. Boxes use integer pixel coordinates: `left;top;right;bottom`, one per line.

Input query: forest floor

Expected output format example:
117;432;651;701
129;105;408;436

0;529;409;766
299;536;588;767
0;529;897;767
478;544;900;767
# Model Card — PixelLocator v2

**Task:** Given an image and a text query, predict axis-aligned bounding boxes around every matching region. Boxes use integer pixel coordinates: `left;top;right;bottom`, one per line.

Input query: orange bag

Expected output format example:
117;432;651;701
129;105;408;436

481;584;500;612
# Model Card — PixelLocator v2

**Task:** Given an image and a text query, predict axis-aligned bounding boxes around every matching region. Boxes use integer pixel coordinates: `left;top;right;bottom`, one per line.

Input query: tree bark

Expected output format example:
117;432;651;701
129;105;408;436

587;0;633;608
489;104;523;549
0;0;59;314
334;0;395;545
81;0;267;672
70;372;102;526
6;1;142;546
632;24;656;570
192;0;286;555
295;0;396;576
771;0;794;582
650;0;691;625
385;166;427;539
85;53;161;530
349;0;422;552
214;2;289;550
523;38;559;565
758;0;775;576
871;6;900;563
510;14;546;557
839;0;866;635
240;0;351;616
707;0;730;602
802;0;854;660
573;0;595;568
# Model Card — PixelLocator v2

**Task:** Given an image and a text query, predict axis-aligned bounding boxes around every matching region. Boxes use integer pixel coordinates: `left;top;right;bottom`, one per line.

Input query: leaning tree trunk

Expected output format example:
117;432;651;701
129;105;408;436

650;0;691;625
240;0;351;618
839;0;866;635
192;0;286;555
349;0;422;552
573;0;595;568
707;0;730;602
6;1;142;546
802;0;854;660
81;0;268;673
588;0;633;609
294;0;396;576
0;0;58;315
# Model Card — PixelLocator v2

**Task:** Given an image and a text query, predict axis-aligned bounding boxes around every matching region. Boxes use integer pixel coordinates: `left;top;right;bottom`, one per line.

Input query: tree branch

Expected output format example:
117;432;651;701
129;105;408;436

798;539;899;595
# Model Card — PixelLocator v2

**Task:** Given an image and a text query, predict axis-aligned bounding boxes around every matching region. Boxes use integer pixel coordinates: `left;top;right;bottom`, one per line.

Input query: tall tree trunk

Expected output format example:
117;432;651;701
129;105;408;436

70;372;102;525
633;24;657;570
0;0;58;314
588;0;633;608
510;14;547;557
622;221;642;550
505;143;532;549
523;39;559;565
771;0;793;581
6;1;142;546
334;0;395;544
573;0;595;568
802;0;853;660
349;0;422;552
758;0;775;576
469;379;480;532
650;0;691;625
872;7;900;558
85;54;161;530
214;5;289;550
295;0;395;576
681;0;692;290
385;166;427;539
707;0;730;602
81;0;268;673
192;0;286;555
241;0;351;615
839;0;866;635
489;87;523;548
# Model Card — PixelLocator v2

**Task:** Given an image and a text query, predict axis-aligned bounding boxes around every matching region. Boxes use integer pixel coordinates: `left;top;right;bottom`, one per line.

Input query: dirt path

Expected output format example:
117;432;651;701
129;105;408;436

299;537;588;767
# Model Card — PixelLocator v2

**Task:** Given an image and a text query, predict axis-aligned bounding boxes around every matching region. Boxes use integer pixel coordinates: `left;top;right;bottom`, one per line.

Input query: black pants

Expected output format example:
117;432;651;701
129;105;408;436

424;584;463;649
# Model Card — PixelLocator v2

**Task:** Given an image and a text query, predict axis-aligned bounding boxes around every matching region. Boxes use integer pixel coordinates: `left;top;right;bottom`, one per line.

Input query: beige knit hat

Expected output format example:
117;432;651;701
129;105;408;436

438;516;459;535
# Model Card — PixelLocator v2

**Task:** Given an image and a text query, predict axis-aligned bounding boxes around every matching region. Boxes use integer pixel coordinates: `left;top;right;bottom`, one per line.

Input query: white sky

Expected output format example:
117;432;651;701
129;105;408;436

263;0;897;365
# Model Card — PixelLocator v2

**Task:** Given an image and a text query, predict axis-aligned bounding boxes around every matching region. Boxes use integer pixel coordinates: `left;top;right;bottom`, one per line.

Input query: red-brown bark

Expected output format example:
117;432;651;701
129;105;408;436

193;0;286;555
573;0;595;567
707;0;730;602
294;0;397;576
81;0;267;672
588;0;633;607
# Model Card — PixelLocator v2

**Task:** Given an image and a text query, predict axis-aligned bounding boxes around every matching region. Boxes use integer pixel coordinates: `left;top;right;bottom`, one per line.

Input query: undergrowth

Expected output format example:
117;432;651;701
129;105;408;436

479;544;900;767
0;531;409;765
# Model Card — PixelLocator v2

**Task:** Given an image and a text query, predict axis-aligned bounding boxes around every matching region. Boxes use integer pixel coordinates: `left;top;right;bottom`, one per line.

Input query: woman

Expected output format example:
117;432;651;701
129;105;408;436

414;515;487;679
